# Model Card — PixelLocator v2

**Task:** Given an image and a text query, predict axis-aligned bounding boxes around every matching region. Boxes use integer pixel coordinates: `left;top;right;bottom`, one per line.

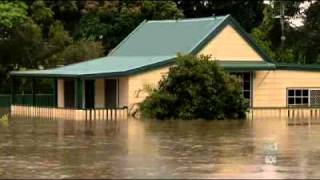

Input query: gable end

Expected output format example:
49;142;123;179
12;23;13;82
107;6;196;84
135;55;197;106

192;15;272;62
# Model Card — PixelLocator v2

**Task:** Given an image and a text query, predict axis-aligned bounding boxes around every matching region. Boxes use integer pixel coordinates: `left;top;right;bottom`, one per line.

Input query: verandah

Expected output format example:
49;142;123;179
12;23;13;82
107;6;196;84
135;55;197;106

9;75;128;120
10;76;123;109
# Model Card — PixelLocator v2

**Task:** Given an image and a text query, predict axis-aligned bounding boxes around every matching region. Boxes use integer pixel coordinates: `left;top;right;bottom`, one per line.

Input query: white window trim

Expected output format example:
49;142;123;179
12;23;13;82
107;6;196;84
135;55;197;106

287;88;320;107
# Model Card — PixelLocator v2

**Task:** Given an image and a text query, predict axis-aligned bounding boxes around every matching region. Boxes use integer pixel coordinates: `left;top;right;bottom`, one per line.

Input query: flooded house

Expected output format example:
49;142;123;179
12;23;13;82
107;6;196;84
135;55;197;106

10;15;320;120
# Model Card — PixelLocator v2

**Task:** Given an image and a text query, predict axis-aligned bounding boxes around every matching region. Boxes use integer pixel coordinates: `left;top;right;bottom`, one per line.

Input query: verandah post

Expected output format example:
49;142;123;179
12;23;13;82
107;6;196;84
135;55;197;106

11;77;16;106
31;78;36;106
53;78;57;107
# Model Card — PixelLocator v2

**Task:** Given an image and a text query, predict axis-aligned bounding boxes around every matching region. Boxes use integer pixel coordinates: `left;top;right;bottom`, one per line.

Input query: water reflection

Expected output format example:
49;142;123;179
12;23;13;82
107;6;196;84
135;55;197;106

0;115;320;178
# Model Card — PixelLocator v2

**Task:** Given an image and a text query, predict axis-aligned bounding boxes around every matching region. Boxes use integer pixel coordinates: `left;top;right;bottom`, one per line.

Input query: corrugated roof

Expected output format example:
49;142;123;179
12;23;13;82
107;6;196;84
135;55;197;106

109;16;227;56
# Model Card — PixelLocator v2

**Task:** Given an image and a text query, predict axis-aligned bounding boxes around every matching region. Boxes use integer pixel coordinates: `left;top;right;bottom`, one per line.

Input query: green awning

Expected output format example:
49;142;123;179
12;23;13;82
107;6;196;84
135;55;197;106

10;56;175;78
218;61;276;71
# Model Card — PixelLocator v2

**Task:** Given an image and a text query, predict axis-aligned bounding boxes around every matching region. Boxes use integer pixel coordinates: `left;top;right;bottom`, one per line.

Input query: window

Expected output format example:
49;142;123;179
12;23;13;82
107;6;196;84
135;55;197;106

231;72;252;106
310;90;320;106
287;89;320;107
287;89;309;106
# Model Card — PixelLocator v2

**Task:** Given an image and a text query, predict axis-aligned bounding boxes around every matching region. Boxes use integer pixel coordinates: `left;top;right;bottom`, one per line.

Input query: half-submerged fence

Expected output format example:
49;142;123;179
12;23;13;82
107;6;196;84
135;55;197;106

3;94;128;121
247;107;320;126
11;105;128;121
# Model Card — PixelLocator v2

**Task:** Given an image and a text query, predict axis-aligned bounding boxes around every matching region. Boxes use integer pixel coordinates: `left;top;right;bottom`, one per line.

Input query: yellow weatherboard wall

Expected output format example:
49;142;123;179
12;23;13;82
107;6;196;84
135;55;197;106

127;66;170;111
254;70;320;107
198;25;263;61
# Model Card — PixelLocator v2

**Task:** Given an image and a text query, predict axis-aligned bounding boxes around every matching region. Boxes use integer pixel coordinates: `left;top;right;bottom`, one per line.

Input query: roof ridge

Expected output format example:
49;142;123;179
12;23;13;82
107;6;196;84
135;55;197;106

146;15;228;23
188;14;273;63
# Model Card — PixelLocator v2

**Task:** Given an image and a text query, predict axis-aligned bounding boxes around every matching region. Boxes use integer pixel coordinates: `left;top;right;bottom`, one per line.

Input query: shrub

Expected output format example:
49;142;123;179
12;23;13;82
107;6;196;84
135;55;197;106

139;54;249;120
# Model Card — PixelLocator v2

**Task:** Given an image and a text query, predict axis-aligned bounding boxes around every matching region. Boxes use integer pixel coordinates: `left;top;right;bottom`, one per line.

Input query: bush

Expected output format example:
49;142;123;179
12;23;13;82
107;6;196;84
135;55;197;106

139;54;249;120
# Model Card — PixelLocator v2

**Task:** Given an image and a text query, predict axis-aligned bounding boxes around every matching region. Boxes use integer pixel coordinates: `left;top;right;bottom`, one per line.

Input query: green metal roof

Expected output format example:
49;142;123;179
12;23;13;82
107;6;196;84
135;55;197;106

109;16;226;56
11;15;277;78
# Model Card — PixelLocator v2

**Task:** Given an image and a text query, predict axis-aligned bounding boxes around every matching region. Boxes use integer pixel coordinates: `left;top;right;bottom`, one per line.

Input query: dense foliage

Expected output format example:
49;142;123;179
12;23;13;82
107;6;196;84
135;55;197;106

140;55;249;120
0;0;319;93
0;0;182;93
174;0;265;32
251;1;320;63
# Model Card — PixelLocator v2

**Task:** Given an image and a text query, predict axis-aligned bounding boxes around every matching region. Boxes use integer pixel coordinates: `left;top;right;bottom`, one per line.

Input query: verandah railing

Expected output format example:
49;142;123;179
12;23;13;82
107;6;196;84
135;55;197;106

11;105;128;121
248;107;320;126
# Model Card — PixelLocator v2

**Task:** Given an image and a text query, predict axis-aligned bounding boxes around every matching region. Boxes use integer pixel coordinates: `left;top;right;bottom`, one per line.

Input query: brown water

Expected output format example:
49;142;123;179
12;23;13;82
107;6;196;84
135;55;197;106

0;115;320;179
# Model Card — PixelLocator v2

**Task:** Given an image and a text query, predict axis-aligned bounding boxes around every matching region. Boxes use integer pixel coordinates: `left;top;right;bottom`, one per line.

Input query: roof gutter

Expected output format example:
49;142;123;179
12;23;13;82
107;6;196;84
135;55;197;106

276;63;320;72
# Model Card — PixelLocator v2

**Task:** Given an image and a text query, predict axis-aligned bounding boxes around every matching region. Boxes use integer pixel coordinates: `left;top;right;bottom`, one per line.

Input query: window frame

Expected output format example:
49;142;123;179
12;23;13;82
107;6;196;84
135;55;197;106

287;88;309;107
286;88;320;107
231;72;253;107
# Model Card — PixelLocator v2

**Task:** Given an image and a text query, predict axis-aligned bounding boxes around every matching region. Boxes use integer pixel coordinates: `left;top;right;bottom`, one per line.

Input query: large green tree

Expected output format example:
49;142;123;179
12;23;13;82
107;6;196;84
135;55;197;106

0;1;28;39
0;1;104;93
0;1;29;93
251;1;310;63
299;1;320;63
74;0;183;53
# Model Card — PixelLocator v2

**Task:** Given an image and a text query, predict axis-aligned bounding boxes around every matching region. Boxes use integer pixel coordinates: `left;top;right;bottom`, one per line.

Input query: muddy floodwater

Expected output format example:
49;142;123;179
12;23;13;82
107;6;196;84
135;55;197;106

1;112;320;178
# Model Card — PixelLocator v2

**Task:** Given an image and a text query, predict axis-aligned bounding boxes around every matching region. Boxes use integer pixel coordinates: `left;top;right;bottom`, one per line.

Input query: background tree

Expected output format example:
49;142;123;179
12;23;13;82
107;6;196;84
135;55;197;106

74;0;183;53
174;0;265;32
0;1;28;39
0;1;29;93
0;0;104;93
251;1;311;63
298;1;320;63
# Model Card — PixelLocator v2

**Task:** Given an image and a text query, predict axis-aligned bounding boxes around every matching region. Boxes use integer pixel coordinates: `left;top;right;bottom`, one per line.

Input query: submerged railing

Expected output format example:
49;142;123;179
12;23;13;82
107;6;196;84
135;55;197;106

11;105;320;124
247;107;320;126
11;105;128;121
